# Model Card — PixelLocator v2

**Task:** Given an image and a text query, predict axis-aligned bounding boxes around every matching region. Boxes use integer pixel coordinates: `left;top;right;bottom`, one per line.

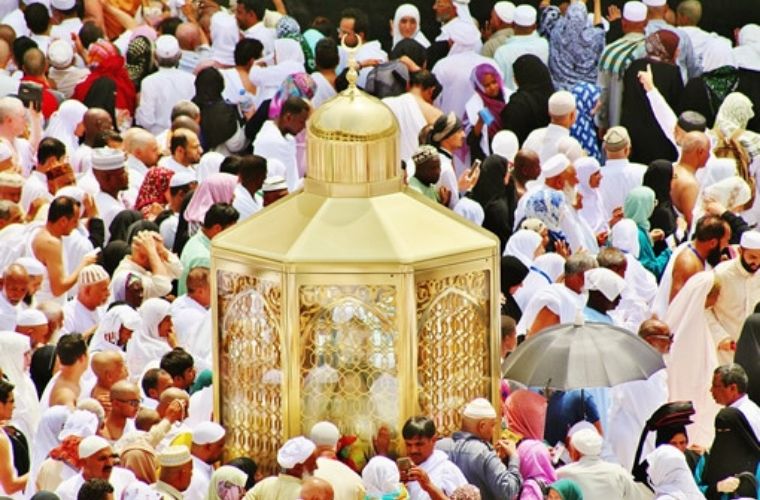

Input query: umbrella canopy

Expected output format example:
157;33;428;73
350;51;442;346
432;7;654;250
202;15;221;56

502;321;665;390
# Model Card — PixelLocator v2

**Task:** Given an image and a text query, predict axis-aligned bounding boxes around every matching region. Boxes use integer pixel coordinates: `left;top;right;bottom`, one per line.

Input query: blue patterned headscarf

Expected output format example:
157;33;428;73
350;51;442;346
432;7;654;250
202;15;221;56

569;82;602;161
276;16;316;73
525;188;566;232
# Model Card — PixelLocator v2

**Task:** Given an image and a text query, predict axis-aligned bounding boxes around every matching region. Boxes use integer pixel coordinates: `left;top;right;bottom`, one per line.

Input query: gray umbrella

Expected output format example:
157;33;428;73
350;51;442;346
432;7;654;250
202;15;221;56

502;320;666;390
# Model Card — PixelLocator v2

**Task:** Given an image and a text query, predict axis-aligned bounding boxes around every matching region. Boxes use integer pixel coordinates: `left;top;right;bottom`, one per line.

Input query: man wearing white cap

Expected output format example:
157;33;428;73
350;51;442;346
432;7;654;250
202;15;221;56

60;264;110;337
597;1;648;132
55;435;137;500
481;1;515;59
91;147;129;236
160;170;197;250
16;308;50;347
47;39;89;99
493;4;547;91
523;90;582;164
49;0;83;43
643;0;700;82
123;128;161;202
557;427;639;498
598;126;646;220
309;421;365;500
707;231;760;363
435;398;521;500
246;436;318;499
583;267;627;325
184;421;226;500
136;35;196;135
0;263;29;330
262;175;289;207
154;445;194;499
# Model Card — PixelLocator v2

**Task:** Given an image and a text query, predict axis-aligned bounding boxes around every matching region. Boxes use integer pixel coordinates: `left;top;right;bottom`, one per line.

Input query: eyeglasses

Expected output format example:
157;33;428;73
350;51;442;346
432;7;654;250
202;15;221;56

115;398;142;407
647;334;674;343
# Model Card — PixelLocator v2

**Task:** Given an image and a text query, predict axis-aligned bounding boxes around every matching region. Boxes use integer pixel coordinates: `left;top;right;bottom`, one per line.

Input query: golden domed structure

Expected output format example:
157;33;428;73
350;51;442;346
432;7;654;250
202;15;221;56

211;54;501;472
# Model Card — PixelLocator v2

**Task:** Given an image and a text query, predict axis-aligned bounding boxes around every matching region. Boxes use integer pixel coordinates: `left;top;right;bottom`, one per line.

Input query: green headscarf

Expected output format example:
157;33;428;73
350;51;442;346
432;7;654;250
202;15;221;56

550;479;584;500
623;186;656;231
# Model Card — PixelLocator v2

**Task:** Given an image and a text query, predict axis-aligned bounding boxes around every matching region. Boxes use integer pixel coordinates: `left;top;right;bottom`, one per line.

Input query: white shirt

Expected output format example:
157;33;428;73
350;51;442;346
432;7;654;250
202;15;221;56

55;468;136;500
160;156;196;176
61;298;102;337
94;191;126;240
522;124;580;164
253;120;299;191
314;457;365;500
244;22;276;57
19;171;49;217
170;294;210;362
183;455;213;500
219;67;255;108
71;144;92;174
598;158;647;219
136;67;196;135
557;456;639;499
405;450;467;500
159;213;180;251
50;18;83;43
731;395;760;441
383;93;426;163
0;292;18;331
232;184;262;221
310;72;337;109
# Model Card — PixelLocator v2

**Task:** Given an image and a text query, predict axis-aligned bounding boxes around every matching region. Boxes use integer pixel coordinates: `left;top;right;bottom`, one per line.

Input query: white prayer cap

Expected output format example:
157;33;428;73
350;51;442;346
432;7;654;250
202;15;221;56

623;1;647;21
169;170;196;188
155;35;180;59
78;264;109;287
51;0;76;10
584;268;626;301
548;90;576;116
494;1;515;24
310;421;340;447
541;153;571;179
570;428;603;456
48;39;74;69
491;130;519;162
568;420;596;439
513;5;536;27
740;230;760;250
78;435;111;458
60;410;100;439
443;18;481;47
643;0;666;6
158;445;192;467
16;309;47;327
14;257;44;276
277;436;316;469
263;176;288;192
0;142;12;162
192;421;226;445
463;398;497;419
91;147;126;171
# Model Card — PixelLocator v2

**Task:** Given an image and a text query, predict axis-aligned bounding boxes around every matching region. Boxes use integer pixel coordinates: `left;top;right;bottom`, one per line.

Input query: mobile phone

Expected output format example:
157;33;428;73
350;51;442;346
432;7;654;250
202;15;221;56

396;457;412;473
478;108;495;126
18;82;42;112
471;159;482;175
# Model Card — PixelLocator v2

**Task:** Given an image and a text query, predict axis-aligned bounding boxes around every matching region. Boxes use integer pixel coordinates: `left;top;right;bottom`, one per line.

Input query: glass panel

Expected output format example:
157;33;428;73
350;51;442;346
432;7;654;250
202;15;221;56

416;270;491;436
217;269;282;474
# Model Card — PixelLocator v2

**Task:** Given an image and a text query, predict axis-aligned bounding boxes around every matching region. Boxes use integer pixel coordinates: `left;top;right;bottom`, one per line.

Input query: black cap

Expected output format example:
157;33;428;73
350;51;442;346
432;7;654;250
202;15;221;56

677;111;707;132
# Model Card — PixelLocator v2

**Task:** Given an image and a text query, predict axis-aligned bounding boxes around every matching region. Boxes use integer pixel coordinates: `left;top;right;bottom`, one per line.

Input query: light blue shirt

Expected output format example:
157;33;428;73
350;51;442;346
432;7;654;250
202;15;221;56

493;32;549;90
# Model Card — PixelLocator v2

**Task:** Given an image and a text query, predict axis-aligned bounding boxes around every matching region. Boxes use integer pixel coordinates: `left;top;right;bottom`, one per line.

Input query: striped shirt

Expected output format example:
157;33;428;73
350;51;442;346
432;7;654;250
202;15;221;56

599;32;646;77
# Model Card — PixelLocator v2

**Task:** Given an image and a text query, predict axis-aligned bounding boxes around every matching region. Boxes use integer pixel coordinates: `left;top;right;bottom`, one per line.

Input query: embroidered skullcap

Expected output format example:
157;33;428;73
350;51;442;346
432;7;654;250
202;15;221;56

277;437;316;469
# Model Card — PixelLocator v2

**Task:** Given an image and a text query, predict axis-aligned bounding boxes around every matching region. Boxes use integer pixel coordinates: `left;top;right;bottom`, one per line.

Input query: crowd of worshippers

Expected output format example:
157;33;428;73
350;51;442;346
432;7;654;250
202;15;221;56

0;0;759;498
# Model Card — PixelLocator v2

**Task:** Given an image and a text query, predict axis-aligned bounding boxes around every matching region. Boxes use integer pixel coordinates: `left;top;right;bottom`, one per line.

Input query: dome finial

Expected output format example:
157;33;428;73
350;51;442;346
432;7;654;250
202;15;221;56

340;34;363;92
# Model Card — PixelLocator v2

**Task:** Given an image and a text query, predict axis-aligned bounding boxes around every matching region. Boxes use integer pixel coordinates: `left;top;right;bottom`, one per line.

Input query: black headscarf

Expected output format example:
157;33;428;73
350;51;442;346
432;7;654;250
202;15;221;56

102;241;131;277
736;314;760;406
125;220;160;245
643;160;677;237
30;345;55;399
83;76;118;129
513;54;555;95
108;210;143;245
702;407;760;492
469;155;516;251
192;67;240;150
390;38;427;69
126;36;155;90
501;54;554;144
501;255;529;322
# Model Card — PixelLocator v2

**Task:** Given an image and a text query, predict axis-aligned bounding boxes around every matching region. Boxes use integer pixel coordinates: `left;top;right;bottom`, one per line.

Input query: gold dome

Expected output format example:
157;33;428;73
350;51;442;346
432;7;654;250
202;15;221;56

306;75;400;190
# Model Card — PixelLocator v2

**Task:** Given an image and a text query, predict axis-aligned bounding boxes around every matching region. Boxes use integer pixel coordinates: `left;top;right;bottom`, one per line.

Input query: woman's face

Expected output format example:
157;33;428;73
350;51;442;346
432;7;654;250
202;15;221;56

481;73;501;99
399;16;417;38
668;432;688;453
158;316;173;338
589;171;602;188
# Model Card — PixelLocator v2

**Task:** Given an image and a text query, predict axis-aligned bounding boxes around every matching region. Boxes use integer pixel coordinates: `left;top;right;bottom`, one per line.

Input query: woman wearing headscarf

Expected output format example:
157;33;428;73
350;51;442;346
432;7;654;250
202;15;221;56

505;390;547;442
207;465;248;500
43;100;87;159
391;4;430;50
504;229;544;268
125;27;157;91
469;154;516;251
276;16;315;73
546;479;583;500
126;298;176;379
709;92;760;168
0;331;40;440
500;55;555;145
108;210;143;246
622;30;683;165
89;305;141;354
643;160;678;247
27;406;70;496
120;438;157;485
362;456;408;499
569;83;602;161
196;152;226;184
134;167;174;219
182;172;237;234
501;255;529;322
518;439;557;499
680;38;739;128
610;218;658;306
700;407;760;499
192;67;246;155
575;157;606;234
665;271;722;448
245;73;317;145
464;64;509;161
735;313;760;406
513;252;566;314
646;445;704;500
543;1;605;91
110;272;144;309
249;17;309;105
699;177;752;244
623;186;672;280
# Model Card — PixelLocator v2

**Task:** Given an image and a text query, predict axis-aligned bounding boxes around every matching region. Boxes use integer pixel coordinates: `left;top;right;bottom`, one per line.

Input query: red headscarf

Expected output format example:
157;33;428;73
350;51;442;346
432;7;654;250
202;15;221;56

135;167;174;216
505;389;547;441
73;40;137;114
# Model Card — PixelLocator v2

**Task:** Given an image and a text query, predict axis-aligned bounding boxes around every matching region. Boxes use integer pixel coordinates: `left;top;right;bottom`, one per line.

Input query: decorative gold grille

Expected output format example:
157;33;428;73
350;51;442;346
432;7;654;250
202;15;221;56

217;269;282;473
298;284;398;441
416;270;491;436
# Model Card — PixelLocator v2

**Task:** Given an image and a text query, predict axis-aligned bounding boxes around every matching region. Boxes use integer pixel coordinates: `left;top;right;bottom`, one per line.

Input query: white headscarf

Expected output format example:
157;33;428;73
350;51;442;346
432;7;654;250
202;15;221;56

453;197;485;225
646;445;704;499
610;218;658;305
701;36;736;73
207;465;247;500
611;218;641;258
0;331;40;437
513;252;565;311
196;152;225;183
274;38;305;66
576;157;606;233
391;4;430;49
28;405;71;488
734;24;760;71
211;12;240;66
503;229;542;266
362;456;402;498
441;18;482;55
665;271;721;448
126;298;173;379
712;92;760;160
89;305;142;354
43;100;87;158
700;157;736;189
704;177;752;211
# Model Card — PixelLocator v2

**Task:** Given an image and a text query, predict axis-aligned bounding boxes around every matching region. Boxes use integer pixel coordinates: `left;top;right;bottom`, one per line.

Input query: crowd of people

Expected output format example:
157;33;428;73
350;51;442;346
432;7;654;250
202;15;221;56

0;0;758;498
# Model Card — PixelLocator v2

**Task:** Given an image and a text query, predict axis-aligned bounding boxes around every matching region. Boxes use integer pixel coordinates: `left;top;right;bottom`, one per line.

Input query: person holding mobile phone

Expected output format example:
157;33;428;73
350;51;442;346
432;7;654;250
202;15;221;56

401;416;467;499
465;64;508;160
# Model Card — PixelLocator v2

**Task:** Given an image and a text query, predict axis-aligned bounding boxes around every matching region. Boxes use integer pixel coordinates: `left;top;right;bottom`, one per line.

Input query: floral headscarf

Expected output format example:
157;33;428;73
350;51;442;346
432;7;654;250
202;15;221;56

276;16;315;73
134;166;174;216
569;82;602;161
525;188;566;232
126;36;155;88
268;73;316;119
645;30;680;64
87;39;120;68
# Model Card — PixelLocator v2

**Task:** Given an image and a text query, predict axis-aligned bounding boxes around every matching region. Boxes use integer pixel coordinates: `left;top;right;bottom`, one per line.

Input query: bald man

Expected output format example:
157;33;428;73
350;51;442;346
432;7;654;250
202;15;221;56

103;380;141;442
299;477;335;500
0;263;29;330
157;388;191;449
71;108;113;173
672;131;711;229
175;23;212;74
90;351;128;413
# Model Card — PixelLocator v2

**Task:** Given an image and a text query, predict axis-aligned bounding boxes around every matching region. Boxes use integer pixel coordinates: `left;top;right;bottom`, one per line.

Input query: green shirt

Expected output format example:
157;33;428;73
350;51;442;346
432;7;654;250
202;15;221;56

408;176;440;203
178;230;211;295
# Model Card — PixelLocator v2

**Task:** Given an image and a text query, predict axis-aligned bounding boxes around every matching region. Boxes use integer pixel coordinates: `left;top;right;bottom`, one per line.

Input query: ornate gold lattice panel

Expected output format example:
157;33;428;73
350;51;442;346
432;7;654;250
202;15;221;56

416;270;491;436
217;269;282;473
299;284;398;441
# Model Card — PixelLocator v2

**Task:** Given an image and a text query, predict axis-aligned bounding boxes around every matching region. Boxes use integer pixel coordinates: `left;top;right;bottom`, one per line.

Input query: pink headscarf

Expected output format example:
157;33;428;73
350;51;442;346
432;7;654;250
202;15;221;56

517;439;557;496
183;173;237;225
505;389;547;441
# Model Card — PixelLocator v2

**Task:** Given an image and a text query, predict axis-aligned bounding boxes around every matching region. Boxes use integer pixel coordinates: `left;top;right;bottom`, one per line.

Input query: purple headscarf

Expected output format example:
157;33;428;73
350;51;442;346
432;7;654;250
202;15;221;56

470;64;506;138
518;439;558;499
268;73;317;119
183;173;237;225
